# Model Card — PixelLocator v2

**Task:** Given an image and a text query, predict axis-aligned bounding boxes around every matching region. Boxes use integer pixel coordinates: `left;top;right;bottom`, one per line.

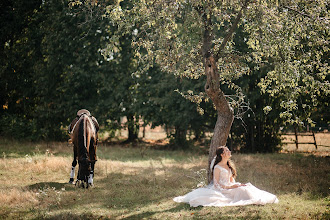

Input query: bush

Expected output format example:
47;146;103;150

0;114;66;141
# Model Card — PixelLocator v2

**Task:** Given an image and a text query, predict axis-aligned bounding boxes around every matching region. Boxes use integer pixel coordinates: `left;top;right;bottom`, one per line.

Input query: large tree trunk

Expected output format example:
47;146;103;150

127;114;139;142
173;126;188;148
204;56;234;183
199;0;249;183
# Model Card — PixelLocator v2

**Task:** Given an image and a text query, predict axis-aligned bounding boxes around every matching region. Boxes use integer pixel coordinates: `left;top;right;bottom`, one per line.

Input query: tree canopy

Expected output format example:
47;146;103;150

104;0;329;125
0;0;328;160
97;0;329;180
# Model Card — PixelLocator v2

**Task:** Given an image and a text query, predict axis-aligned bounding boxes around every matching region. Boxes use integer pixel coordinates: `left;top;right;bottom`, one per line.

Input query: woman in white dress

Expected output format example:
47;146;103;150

173;146;279;207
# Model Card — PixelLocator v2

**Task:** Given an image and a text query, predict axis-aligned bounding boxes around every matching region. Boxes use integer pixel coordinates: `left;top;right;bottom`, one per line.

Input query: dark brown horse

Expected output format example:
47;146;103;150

69;110;98;188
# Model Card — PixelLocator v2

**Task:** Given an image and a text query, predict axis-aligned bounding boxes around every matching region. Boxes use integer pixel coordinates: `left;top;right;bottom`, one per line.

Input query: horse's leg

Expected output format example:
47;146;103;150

69;147;78;184
79;178;84;188
88;138;96;186
69;159;77;183
86;174;89;189
88;162;95;186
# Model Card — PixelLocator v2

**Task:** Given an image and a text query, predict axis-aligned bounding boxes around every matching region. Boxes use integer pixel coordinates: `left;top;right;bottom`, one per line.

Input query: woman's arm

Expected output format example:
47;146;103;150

214;168;241;189
230;176;235;183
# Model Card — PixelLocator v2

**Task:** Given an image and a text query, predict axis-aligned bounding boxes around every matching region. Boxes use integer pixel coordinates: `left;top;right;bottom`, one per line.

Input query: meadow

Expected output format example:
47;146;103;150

0;137;329;219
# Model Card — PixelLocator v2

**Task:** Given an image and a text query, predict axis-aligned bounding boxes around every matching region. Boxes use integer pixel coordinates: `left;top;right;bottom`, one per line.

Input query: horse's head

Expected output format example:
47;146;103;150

78;158;91;181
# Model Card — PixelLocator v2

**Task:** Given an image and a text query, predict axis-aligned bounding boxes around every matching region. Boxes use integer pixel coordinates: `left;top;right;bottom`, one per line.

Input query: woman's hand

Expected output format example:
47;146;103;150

225;184;239;189
228;183;246;189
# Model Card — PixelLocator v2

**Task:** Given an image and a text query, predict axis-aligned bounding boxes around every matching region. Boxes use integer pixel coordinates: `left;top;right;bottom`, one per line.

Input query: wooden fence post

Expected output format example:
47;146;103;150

312;131;317;150
294;125;299;149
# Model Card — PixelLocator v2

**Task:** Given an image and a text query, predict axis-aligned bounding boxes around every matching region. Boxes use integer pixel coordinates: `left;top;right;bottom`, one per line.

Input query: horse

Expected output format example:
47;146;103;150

68;111;98;188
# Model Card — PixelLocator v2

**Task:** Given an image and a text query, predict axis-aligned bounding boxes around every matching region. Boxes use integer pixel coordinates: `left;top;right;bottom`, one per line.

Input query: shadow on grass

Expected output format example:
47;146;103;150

43;213;100;220
122;204;202;220
15;153;328;220
28;182;76;191
121;203;266;219
38;203;264;220
47;167;196;213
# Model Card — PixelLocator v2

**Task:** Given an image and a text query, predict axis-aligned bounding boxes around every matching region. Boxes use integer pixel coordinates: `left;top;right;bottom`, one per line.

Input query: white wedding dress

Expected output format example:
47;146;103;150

173;165;279;207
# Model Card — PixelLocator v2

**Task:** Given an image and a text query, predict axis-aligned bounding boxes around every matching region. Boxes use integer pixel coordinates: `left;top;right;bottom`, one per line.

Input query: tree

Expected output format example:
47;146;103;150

0;0;114;140
89;0;329;182
29;0;110;140
227;26;284;153
245;0;329;129
135;65;215;148
0;0;45;139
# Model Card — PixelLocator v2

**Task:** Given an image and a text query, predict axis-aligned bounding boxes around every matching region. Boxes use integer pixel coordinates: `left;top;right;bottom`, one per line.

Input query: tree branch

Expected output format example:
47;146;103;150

195;4;213;58
215;0;250;61
283;5;329;24
284;6;313;19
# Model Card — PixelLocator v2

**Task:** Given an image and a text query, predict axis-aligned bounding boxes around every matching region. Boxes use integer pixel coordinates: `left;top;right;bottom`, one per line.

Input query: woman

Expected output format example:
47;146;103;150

173;146;279;207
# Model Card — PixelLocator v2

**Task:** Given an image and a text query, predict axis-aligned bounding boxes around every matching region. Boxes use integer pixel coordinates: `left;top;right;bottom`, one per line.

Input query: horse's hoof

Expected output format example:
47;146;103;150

69;178;74;184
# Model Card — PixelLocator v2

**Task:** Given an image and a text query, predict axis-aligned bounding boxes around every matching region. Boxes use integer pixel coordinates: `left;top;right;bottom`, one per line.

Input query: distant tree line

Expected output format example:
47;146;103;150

0;0;328;152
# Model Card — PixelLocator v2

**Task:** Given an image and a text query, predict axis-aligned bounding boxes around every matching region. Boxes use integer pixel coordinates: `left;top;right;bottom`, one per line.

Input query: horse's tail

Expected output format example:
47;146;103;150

78;115;88;161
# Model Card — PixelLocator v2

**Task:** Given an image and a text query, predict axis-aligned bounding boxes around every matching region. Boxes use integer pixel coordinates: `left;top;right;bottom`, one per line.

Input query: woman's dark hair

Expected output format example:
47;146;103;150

212;146;237;178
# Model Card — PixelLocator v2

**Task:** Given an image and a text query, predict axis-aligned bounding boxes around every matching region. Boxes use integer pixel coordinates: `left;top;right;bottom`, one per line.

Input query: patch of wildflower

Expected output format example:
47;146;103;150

185;169;208;188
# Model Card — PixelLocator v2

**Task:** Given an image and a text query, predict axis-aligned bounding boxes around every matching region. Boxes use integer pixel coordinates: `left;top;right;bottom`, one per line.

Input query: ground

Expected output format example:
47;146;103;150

0;135;329;219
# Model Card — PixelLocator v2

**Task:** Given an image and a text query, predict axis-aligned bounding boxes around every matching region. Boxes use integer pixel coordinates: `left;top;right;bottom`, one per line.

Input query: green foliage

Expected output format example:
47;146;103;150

32;0;109;139
1;0;328;151
0;114;37;140
0;0;41;119
134;66;216;148
226;26;283;152
1;0;112;140
245;0;329;127
101;0;328;151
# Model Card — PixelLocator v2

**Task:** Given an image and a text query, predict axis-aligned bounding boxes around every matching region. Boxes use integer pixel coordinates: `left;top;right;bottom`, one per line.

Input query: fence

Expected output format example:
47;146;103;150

282;126;318;150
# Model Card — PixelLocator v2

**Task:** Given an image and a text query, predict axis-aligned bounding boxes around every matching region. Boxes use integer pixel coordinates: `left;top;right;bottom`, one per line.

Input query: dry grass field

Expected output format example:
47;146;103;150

0;136;329;219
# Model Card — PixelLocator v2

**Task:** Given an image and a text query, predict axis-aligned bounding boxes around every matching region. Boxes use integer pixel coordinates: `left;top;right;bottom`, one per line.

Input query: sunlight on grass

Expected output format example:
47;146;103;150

0;139;329;219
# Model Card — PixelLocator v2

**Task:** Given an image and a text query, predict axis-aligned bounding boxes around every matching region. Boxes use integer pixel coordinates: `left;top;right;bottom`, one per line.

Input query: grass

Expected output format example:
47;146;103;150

0;137;329;219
